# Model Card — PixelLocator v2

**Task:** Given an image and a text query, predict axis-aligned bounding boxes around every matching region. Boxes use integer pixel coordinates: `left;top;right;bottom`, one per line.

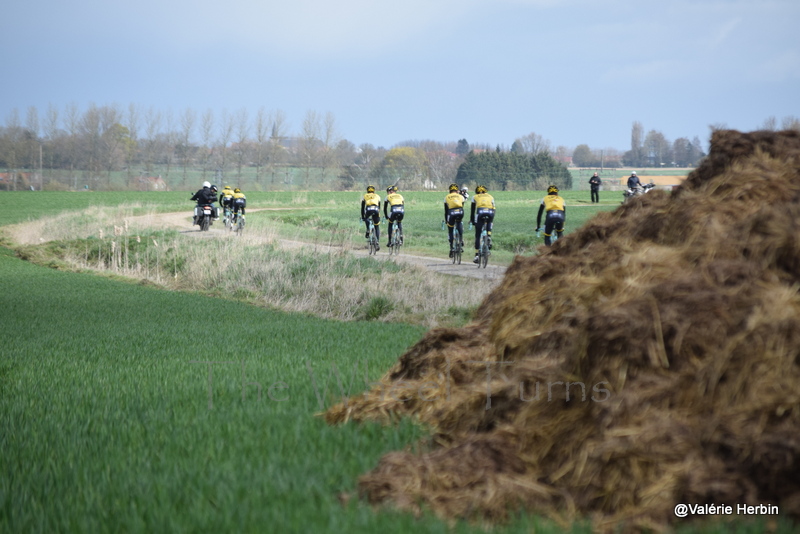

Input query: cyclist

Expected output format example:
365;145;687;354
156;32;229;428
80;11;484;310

232;188;247;222
190;181;217;225
444;183;465;258
535;185;566;246
219;185;235;221
361;185;381;250
383;185;405;248
470;184;495;263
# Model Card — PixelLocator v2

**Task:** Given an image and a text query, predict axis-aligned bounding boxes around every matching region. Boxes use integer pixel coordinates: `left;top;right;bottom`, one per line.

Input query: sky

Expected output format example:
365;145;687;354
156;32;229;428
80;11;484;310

2;0;798;153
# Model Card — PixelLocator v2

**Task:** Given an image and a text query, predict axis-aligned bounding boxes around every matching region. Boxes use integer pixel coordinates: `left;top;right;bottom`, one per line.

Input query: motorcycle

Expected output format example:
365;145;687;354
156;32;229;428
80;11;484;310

623;181;656;202
194;204;215;231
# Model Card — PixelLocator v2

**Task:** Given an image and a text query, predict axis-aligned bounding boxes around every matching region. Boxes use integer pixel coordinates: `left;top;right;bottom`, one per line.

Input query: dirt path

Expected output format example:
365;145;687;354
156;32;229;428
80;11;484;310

150;210;507;281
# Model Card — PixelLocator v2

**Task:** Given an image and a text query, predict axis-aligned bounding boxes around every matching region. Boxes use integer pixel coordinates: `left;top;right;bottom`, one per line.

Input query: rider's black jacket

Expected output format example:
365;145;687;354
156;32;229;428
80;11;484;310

190;187;216;204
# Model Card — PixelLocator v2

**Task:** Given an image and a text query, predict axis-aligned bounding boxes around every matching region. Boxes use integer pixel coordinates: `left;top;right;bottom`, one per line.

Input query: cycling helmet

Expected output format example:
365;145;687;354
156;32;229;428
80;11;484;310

547;185;559;194
386;186;394;194
234;188;241;193
391;185;398;192
223;185;232;190
202;181;211;188
449;183;459;192
475;185;487;194
367;185;375;193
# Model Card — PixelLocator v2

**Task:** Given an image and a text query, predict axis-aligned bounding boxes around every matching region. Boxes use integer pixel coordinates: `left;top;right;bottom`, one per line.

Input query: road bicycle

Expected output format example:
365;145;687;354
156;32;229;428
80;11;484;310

232;212;245;235
223;206;234;231
451;225;463;265
364;218;380;255
389;224;402;255
536;227;560;244
477;216;491;268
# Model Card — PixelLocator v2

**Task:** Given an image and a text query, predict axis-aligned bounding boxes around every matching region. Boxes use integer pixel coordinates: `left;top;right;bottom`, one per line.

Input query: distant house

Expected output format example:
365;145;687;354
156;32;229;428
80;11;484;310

554;155;573;166
135;176;169;191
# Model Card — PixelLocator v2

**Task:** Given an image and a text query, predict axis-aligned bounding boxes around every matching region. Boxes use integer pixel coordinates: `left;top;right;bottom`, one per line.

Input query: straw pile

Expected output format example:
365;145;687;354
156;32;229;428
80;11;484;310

324;130;800;531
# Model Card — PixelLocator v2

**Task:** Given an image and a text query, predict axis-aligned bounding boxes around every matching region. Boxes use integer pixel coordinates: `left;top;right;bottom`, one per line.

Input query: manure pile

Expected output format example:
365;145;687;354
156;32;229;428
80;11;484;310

325;130;800;531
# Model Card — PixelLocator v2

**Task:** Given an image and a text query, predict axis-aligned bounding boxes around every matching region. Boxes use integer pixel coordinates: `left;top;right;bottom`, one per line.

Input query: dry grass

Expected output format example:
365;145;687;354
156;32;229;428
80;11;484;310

323;130;800;532
7;206;487;327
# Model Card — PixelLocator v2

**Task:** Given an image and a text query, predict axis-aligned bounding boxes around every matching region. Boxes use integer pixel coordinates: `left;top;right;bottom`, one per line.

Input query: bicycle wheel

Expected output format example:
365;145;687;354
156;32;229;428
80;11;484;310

480;234;489;268
225;214;232;231
452;229;461;264
369;226;378;255
235;216;245;235
393;230;401;255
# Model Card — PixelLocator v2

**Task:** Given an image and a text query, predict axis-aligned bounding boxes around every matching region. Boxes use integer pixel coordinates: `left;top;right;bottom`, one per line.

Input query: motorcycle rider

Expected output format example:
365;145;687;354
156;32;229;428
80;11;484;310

190;181;218;225
535;185;566;246
444;183;465;258
627;171;643;191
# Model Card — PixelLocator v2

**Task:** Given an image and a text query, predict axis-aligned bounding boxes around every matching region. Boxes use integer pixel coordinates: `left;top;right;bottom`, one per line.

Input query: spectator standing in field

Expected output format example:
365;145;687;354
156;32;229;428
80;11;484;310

589;172;602;203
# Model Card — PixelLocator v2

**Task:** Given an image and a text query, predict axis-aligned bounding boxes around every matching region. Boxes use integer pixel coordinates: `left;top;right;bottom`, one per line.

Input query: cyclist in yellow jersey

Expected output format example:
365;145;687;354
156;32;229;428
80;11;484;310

361;185;381;249
470;185;495;263
535;185;565;246
383;185;404;247
444;183;465;258
232;188;247;222
219;186;235;222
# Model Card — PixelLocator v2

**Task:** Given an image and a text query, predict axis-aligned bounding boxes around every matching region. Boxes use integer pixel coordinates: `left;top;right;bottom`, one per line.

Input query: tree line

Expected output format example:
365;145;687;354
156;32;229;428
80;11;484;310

2;102;797;191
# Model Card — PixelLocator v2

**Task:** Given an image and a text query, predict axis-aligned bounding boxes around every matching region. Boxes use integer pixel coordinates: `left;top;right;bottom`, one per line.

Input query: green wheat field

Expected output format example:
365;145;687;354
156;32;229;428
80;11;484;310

1;190;791;533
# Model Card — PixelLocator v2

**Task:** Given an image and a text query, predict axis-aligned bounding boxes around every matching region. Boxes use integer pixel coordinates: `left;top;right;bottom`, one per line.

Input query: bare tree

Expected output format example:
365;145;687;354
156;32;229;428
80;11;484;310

216;109;235;183
253;107;269;185
161;109;178;181
200;109;214;182
79;104;103;183
142;107;162;175
515;132;551;155
43;104;60;183
64;103;80;188
761;116;777;131
781;116;800;131
125;104;140;187
2;109;22;190
643;130;671;167
267;109;289;179
425;147;458;185
25;106;41;188
300;109;321;185
179;107;196;186
98;104;126;184
320;111;342;182
233;108;250;183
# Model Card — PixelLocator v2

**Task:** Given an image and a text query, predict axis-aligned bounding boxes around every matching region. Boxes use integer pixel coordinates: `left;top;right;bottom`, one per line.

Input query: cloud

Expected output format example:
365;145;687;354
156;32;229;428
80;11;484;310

147;0;476;57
